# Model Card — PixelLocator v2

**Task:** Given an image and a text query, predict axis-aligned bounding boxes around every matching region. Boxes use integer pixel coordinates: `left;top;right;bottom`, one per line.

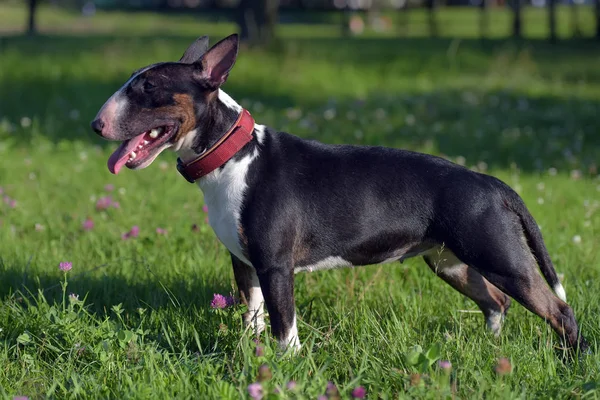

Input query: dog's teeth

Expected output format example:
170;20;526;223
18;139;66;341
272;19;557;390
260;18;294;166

130;151;136;160
138;145;143;149
143;140;149;145
149;129;160;139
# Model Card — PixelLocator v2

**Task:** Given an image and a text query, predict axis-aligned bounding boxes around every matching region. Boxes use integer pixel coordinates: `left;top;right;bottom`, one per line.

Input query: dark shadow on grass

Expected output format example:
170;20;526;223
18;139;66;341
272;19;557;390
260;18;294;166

0;256;239;352
0;257;226;314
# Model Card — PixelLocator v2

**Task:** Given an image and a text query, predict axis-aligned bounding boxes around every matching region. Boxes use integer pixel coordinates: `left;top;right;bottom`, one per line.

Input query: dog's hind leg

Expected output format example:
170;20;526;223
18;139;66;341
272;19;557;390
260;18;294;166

424;248;511;336
231;253;266;336
443;206;589;351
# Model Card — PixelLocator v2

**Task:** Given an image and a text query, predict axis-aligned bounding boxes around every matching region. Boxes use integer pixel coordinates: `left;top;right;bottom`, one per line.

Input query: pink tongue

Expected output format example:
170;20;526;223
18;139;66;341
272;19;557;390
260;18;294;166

107;134;147;174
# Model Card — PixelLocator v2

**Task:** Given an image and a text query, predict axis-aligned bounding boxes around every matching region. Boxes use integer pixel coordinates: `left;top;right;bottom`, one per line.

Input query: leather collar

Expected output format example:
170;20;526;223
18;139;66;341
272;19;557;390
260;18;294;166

176;108;255;183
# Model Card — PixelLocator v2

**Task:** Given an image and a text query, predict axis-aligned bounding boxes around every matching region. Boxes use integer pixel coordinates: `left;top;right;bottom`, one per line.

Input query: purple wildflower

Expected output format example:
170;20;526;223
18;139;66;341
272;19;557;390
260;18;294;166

95;196;112;210
225;295;236;306
257;364;272;381
3;195;16;208
12;397;29;400
121;225;140;240
59;262;72;272
202;204;208;213
438;360;452;373
96;196;119;211
255;345;264;357
210;294;228;309
247;382;263;400
351;386;367;399
82;218;94;231
326;381;338;395
156;227;167;235
104;184;114;192
286;381;297;391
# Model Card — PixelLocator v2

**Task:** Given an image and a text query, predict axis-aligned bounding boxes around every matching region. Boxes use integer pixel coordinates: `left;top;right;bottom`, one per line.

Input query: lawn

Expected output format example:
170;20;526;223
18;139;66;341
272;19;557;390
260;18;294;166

0;3;599;399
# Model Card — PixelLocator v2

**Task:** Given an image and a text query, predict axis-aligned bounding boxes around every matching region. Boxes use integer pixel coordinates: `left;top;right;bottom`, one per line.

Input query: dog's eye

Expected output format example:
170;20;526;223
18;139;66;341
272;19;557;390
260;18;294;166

143;81;156;92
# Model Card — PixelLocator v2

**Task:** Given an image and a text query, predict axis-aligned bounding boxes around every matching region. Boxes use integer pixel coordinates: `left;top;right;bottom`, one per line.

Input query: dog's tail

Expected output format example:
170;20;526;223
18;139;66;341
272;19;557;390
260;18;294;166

503;187;567;302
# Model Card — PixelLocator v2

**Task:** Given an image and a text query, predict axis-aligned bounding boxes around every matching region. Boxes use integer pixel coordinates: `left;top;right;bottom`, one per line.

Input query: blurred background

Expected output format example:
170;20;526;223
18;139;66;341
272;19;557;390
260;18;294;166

8;0;600;42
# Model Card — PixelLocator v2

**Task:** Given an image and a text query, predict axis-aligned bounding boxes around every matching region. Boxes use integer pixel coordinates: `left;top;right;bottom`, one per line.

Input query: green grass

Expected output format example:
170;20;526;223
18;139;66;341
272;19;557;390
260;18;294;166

1;3;599;399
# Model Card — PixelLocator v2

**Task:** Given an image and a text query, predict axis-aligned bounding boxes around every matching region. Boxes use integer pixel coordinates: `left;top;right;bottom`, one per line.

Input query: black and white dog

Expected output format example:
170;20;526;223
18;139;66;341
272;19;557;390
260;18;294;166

91;34;588;353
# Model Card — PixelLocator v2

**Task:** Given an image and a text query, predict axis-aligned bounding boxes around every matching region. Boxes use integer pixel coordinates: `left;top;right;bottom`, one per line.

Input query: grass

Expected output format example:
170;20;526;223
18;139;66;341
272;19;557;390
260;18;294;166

1;3;600;399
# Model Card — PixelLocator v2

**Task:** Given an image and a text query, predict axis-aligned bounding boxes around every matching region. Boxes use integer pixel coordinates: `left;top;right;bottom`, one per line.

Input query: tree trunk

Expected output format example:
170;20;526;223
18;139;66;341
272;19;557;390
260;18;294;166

426;0;438;37
397;2;409;37
570;0;581;37
512;0;522;38
479;0;489;39
27;0;38;35
237;0;279;46
596;0;600;40
548;0;556;43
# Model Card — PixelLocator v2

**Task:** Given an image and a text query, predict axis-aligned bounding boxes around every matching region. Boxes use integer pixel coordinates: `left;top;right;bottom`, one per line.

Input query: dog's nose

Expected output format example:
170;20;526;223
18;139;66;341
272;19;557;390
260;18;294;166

91;119;105;135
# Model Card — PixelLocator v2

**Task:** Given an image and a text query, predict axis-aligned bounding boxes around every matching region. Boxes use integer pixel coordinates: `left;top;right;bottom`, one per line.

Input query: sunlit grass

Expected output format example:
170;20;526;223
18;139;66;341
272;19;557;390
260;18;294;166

0;4;599;399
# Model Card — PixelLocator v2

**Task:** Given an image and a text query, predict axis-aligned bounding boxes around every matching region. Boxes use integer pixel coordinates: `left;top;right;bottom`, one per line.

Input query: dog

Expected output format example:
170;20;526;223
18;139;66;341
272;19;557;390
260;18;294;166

91;33;588;353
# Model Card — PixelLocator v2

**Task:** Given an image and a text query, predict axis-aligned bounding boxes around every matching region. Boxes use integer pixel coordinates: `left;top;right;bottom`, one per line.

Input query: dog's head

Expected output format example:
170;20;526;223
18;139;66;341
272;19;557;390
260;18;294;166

91;34;239;174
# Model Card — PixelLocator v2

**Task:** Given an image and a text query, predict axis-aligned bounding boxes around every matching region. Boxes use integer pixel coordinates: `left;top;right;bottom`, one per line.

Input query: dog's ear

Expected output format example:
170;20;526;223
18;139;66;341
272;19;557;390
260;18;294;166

195;33;239;89
179;36;210;64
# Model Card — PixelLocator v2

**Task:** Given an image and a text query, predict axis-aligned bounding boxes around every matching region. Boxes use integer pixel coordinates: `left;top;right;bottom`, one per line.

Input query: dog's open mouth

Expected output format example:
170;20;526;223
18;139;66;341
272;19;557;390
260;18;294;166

107;125;177;174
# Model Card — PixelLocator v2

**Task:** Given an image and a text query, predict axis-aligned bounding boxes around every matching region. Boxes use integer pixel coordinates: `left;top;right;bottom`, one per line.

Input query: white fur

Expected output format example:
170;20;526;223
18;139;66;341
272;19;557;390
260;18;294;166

173;129;200;162
245;269;266;335
254;124;267;144
176;91;259;265
294;256;353;274
554;283;567;302
486;310;504;336
281;313;301;352
218;89;242;113
197;148;258;266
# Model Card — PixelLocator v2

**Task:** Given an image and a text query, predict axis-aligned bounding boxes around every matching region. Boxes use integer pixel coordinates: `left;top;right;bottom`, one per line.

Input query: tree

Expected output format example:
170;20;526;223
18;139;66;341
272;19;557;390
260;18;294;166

426;0;438;37
569;0;582;37
512;0;522;38
237;0;280;46
548;0;556;43
597;0;600;40
479;0;490;39
27;0;38;35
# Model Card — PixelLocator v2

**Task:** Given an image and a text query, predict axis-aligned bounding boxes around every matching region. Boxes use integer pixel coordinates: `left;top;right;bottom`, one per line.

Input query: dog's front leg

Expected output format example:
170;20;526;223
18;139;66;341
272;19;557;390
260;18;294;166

255;266;300;352
231;253;265;336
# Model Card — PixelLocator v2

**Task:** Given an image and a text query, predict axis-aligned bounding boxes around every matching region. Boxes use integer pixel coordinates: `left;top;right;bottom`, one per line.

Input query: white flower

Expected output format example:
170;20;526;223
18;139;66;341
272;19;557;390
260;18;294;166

20;117;31;127
323;108;336;120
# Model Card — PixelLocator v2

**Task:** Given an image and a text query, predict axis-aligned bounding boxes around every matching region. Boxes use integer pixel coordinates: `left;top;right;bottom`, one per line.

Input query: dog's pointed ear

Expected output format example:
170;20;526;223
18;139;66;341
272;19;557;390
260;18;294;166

195;33;239;89
179;36;210;64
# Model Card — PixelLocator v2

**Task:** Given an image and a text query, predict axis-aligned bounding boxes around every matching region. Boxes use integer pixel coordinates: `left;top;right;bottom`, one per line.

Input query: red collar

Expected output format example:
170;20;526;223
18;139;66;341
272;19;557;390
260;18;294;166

176;109;255;183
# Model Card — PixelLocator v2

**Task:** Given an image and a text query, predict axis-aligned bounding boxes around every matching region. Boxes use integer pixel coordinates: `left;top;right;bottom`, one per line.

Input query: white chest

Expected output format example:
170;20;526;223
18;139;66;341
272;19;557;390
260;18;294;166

197;149;257;266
